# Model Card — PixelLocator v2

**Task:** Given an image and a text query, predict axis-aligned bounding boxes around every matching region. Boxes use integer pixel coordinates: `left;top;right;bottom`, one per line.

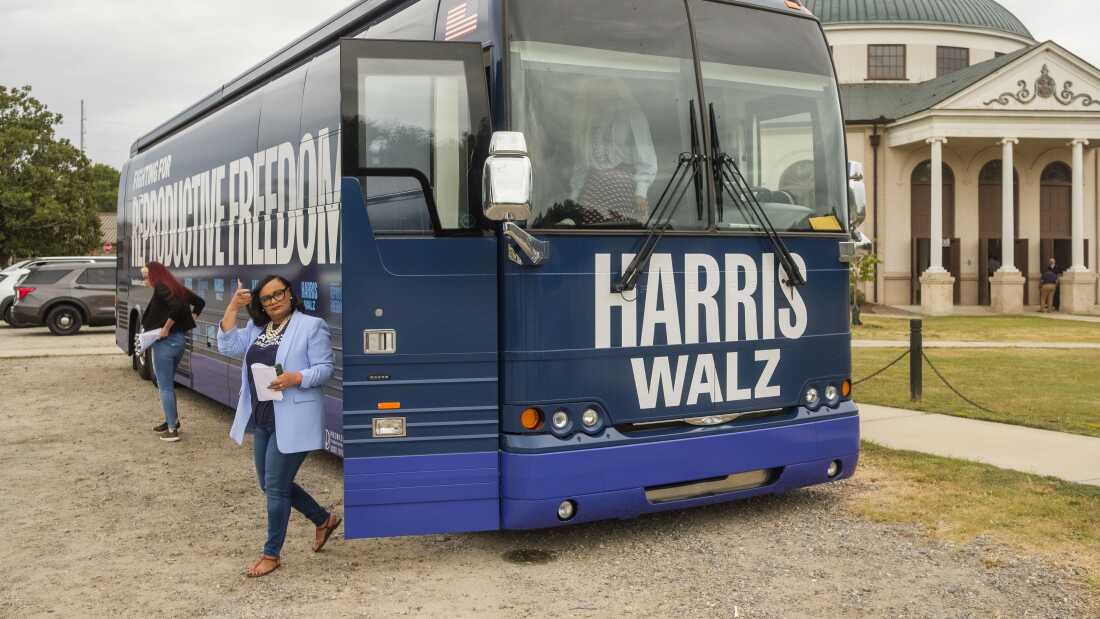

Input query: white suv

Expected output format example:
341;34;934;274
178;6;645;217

1;256;115;325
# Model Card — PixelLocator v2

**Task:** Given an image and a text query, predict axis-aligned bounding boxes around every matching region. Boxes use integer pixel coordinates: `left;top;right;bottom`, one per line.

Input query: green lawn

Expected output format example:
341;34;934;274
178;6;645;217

853;314;1100;344
853;347;1100;438
851;442;1100;597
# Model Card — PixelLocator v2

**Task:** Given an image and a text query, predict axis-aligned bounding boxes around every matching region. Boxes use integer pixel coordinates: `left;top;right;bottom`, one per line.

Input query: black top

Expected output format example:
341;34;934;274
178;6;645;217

141;284;205;333
246;323;287;430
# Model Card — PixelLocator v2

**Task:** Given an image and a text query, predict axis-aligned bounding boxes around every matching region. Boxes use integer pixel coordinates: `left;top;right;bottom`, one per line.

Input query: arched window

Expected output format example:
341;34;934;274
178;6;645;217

1041;162;1072;186
910;160;956;239
979;159;1018;184
911;160;955;185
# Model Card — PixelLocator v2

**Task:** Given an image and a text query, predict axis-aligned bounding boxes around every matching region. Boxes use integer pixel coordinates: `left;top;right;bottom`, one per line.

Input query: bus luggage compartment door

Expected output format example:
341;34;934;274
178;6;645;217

339;39;499;539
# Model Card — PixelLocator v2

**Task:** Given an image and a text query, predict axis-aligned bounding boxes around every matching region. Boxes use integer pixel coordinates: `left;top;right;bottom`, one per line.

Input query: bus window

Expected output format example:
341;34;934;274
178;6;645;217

355;57;478;232
508;0;704;230
692;1;847;233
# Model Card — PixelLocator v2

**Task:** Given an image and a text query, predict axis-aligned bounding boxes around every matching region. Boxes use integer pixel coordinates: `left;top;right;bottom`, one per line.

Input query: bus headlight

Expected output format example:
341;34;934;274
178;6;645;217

582;408;600;428
551;410;570;431
824;385;840;406
804;387;821;409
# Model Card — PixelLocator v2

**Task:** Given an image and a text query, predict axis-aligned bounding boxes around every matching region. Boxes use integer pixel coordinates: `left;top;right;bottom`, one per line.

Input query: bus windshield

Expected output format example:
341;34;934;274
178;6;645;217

694;1;847;233
507;0;846;233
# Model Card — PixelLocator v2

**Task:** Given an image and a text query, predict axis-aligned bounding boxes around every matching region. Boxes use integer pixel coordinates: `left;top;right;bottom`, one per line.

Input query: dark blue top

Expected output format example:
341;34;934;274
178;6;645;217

246;325;286;430
1041;269;1059;285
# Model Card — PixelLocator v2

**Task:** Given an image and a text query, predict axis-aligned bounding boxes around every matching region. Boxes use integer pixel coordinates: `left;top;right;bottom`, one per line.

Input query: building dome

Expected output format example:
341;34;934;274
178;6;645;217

804;0;1033;40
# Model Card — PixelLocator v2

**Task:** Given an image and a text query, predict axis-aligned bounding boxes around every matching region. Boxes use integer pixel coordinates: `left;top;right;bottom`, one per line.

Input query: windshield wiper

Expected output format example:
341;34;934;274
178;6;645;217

614;104;705;293
709;104;806;287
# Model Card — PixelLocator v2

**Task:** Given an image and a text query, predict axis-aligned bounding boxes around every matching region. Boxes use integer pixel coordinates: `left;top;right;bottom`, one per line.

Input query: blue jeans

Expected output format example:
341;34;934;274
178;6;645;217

151;332;186;428
253;425;329;558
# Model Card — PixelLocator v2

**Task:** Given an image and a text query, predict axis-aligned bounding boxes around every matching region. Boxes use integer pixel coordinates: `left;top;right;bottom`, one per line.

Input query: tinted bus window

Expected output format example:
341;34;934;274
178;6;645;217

356;0;438;40
354;56;479;231
508;0;704;230
693;1;847;232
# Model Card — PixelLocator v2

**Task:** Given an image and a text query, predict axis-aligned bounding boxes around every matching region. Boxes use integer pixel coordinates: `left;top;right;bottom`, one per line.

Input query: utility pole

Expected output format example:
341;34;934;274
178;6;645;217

80;100;86;154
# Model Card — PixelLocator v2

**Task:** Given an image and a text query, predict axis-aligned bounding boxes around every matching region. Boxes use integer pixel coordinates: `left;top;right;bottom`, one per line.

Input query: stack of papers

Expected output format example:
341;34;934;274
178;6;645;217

136;330;161;354
251;364;284;402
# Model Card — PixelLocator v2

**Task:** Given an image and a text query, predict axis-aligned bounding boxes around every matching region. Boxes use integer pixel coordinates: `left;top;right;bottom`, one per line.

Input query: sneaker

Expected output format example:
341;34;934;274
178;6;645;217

153;421;181;433
159;428;181;442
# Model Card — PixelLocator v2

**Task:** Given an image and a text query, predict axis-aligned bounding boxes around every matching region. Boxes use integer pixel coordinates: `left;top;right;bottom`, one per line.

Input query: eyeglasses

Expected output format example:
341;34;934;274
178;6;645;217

259;287;289;306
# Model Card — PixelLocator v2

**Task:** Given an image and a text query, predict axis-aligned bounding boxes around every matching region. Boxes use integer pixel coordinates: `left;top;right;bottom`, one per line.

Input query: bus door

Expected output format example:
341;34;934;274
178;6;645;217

339;40;499;538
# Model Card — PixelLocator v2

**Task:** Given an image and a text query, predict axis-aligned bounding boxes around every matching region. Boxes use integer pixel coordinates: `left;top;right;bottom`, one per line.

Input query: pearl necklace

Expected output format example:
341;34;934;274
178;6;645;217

265;318;289;339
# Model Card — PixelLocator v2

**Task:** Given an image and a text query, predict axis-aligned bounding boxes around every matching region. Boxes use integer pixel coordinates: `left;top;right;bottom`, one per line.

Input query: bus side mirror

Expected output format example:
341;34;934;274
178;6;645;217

483;131;533;222
845;161;872;258
847;161;867;230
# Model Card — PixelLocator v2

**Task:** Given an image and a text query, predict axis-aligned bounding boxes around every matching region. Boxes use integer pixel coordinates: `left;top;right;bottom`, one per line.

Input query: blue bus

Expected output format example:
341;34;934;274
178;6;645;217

116;0;866;539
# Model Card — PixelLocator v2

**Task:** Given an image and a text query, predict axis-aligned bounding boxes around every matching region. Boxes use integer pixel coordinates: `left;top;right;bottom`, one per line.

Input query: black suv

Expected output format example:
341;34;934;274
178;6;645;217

11;261;117;335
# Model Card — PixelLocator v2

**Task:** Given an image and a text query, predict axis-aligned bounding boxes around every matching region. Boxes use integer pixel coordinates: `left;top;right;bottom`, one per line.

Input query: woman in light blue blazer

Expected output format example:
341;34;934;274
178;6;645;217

218;275;341;578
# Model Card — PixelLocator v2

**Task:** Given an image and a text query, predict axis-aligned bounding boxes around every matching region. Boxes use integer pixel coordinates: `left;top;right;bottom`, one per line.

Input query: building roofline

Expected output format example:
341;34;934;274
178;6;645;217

822;21;1035;45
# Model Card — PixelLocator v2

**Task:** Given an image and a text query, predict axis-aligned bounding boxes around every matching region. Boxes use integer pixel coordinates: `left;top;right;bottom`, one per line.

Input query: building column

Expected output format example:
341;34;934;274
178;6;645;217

1070;139;1088;272
928;137;947;273
990;138;1025;313
920;137;955;315
1060;138;1096;314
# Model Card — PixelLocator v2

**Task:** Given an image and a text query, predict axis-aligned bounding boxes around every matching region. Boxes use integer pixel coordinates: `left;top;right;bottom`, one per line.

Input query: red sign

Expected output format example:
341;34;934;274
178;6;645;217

103;242;114;253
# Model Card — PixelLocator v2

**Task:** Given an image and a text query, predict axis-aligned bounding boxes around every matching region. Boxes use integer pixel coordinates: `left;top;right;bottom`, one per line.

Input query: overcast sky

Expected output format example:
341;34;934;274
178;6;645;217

1;1;1096;171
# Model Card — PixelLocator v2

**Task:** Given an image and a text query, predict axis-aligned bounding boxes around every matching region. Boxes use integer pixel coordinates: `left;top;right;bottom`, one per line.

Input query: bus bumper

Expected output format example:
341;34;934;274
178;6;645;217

500;410;859;530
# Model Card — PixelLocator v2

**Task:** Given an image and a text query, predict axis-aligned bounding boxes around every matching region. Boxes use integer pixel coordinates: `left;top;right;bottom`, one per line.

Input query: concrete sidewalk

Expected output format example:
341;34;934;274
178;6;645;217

859;403;1100;487
853;340;1100;350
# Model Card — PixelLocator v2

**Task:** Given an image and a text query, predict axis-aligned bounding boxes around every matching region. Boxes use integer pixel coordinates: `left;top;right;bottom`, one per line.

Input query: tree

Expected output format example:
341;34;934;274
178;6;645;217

87;163;121;213
849;253;881;326
0;85;101;265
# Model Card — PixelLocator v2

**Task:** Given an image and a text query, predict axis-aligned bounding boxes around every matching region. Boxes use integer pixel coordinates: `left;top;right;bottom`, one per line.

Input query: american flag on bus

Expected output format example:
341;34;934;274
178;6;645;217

444;1;479;41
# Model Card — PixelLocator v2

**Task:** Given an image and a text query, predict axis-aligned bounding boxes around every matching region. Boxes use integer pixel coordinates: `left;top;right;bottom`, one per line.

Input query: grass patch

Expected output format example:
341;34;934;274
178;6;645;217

851;442;1100;595
853;314;1100;343
853;348;1100;438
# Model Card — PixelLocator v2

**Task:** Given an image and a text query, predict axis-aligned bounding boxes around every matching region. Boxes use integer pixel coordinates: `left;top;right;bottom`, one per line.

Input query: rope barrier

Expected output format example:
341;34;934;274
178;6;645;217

853;349;910;386
921;351;1001;415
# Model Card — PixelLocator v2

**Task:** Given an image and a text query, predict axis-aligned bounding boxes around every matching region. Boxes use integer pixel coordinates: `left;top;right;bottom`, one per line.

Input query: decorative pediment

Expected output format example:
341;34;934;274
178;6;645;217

983;64;1100;108
938;42;1100;112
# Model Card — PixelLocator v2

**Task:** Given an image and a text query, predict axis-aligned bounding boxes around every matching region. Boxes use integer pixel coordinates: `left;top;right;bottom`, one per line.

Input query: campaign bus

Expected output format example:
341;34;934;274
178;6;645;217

116;0;867;538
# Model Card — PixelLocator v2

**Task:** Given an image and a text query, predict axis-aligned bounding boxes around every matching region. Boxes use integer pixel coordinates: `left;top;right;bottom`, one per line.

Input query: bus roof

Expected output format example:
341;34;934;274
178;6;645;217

129;0;406;157
130;0;817;157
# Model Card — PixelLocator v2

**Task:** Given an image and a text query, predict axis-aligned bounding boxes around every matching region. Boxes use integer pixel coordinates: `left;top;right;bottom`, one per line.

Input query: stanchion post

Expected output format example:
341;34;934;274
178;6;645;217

910;319;922;401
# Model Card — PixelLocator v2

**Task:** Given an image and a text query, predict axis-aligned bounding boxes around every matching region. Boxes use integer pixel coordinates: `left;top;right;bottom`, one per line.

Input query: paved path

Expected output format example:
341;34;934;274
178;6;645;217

877;306;1100;321
859;403;1100;487
853;339;1100;350
0;324;120;358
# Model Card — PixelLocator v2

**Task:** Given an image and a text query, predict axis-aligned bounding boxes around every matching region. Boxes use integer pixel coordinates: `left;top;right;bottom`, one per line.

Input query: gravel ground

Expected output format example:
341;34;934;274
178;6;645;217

0;322;117;358
0;354;1091;618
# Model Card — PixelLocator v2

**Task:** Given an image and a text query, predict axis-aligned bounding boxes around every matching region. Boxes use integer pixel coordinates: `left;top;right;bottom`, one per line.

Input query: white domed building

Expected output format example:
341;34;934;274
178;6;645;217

805;0;1100;313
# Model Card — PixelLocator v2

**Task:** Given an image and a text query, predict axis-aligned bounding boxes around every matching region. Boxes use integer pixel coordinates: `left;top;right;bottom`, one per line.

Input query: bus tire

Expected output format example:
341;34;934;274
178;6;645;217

46;305;83;336
133;325;153;381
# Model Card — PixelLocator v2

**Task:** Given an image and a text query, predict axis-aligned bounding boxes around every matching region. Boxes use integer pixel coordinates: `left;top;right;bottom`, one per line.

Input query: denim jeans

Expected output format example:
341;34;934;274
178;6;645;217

253;425;330;558
151;332;186;428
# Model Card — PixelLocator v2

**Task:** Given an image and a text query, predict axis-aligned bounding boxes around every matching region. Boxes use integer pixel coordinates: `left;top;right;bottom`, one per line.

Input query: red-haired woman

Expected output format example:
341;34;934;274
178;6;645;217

141;261;205;442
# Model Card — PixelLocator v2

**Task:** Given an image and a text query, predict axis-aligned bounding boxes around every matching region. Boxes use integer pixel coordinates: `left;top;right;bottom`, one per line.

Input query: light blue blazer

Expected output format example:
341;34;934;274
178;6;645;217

217;311;334;454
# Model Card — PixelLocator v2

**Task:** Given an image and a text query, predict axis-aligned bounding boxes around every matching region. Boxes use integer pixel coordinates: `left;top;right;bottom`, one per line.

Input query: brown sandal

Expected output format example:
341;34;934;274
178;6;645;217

246;555;280;578
313;514;342;553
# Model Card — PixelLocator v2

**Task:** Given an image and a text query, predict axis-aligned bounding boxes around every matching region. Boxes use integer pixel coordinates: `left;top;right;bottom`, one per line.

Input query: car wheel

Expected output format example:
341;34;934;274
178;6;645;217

133;327;153;381
0;299;12;325
46;305;83;336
